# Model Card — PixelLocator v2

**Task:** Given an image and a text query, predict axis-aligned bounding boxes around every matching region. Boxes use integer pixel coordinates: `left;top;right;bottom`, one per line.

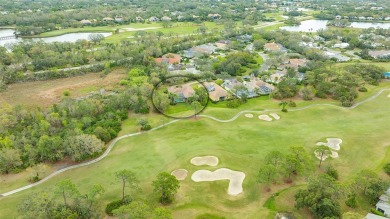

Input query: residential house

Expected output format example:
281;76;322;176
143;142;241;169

80;19;92;25
161;16;172;21
184;44;217;58
375;188;390;217
367;17;374;21
135;16;143;22
369;50;390;59
155;53;181;64
204;82;229;102
264;42;287;53
149;16;160;22
168;84;195;103
359;16;366;20
364;213;387;219
221;79;243;95
115;16;124;22
285;58;308;69
244;77;275;96
215;40;230;50
103;17;114;22
208;14;222;19
269;69;287;83
0;11;8;15
333;42;349;49
385;17;390;21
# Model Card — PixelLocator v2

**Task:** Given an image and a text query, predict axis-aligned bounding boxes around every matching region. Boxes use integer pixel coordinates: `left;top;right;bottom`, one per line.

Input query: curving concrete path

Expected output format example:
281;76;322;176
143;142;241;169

1;88;389;197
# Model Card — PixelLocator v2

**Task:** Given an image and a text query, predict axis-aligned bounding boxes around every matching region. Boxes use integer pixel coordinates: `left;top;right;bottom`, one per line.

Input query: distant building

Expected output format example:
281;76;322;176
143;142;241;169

369;50;390;59
333;42;350;49
103;17;114;22
364;213;387;219
375;188;390;217
135;16;143;22
80;19;92;25
335;15;342;20
264;42;287;52
161;16;172;21
149;16;160;22
208;14;222;19
115;16;124;22
155;53;182;64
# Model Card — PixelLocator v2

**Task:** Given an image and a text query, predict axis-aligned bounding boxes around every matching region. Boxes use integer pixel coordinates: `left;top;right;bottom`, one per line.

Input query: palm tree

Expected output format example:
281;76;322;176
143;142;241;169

279;101;288;112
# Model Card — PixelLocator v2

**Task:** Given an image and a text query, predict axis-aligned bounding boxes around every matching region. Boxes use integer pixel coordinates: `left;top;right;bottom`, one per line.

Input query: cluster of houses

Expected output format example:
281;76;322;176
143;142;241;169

166;75;275;104
365;187;390;219
335;15;390;21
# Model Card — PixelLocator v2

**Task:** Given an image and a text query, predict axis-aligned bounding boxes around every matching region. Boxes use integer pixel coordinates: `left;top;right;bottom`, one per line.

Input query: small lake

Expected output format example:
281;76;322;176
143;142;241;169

0;29;111;47
280;20;390;32
280;20;328;32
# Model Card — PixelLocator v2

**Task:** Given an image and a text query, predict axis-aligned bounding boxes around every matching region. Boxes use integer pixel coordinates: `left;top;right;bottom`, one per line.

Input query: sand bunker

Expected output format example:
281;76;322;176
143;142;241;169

270;113;280;120
191;168;245;196
171;169;188;180
258;115;272;121
191;156;219;166
314;150;338;160
244;114;254;118
316;138;342;150
388;94;390;97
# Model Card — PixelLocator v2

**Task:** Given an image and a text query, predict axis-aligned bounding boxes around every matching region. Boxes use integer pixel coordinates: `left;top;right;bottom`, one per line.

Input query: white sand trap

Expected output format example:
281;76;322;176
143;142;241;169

171;169;188;180
244;113;254;118
330;151;339;158
191;156;219;166
270;113;280;120
316;138;342;151
314;150;329;161
191;168;245;196
388;94;390;97
258;115;273;121
314;149;339;160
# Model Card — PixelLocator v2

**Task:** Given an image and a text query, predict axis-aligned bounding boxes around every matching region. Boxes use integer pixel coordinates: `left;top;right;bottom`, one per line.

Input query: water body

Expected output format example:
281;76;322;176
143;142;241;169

0;29;111;47
280;20;328;32
280;19;390;32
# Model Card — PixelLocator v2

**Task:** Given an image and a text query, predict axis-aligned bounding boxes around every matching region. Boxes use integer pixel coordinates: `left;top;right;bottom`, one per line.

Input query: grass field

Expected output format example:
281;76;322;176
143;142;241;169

1;81;390;218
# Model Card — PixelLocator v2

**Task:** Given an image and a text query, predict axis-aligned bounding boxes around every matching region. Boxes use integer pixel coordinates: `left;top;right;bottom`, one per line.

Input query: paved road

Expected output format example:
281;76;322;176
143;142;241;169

1;88;389;197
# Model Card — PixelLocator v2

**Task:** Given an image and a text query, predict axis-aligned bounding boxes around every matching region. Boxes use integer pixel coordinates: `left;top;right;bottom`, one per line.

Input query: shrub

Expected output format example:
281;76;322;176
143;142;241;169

141;124;152;131
105;196;132;216
345;193;358;208
63;90;70;97
281;108;288;112
371;208;385;217
383;163;390;175
325;165;339;180
358;87;367;92
288;101;296;107
196;214;225;219
315;91;327;98
226;99;242;108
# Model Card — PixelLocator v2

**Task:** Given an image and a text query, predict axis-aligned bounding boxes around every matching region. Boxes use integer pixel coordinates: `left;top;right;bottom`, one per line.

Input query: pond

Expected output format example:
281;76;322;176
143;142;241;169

280;20;328;32
0;29;111;47
280;19;390;32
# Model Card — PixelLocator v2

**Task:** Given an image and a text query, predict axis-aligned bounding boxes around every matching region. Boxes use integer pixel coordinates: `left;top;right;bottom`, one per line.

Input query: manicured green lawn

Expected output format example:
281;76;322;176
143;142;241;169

1;81;390;218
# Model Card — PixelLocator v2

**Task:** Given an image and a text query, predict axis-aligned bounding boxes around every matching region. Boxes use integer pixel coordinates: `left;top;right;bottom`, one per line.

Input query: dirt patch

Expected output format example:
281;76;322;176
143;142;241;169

0;69;126;107
244;114;254;118
191;156;219;166
171;169;188;180
191;168;245;196
270;113;280;120
258;115;272;121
